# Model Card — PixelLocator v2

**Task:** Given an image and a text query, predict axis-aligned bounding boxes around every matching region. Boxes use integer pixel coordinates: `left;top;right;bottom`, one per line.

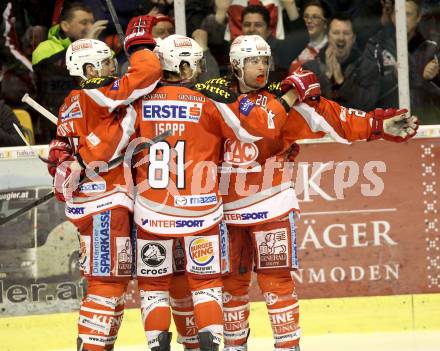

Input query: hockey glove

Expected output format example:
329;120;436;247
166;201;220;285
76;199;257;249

368;108;419;142
48;138;73;177
280;68;321;102
124;15;157;54
53;160;83;202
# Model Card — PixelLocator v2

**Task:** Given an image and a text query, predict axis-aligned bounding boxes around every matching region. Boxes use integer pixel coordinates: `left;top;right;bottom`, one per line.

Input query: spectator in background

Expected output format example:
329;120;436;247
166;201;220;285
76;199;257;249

192;28;221;81
32;2;108;143
185;0;215;38
0;100;25;147
323;0;384;51
303;13;362;105
289;0;329;72
202;2;298;78
152;13;175;39
0;2;45;111
224;0;300;41
354;0;440;124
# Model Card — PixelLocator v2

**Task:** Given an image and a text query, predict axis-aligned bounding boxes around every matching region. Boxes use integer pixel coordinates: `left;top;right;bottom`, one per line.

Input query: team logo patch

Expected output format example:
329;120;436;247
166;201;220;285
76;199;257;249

141;243;166;267
137;239;173;277
116;238;132;276
79;181;106;194
86;132;101;147
142;100;202;122
239;97;255;116
223;139;259;166
184;235;221;275
189;238;215;266
255;228;289;269
71;40;93;51
222;291;232;304
174;193;218;207
92;211;111;276
111;79;120;90
79;235;91;274
263;292;279;306
174;38;192;47
219;221;230;274
61;101;83;121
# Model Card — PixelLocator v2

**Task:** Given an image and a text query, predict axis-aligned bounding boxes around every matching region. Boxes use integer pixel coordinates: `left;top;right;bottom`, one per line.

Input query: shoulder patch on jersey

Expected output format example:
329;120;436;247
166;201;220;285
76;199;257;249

60;100;83;121
193;82;238;103
239;97;255;116
80;76;116;89
110;79;120;90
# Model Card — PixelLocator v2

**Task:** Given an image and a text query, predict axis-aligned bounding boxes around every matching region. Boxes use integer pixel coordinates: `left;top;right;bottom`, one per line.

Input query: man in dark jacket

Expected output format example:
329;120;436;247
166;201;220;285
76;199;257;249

31;2;107;143
352;0;440;124
0;101;25;147
303;12;362;106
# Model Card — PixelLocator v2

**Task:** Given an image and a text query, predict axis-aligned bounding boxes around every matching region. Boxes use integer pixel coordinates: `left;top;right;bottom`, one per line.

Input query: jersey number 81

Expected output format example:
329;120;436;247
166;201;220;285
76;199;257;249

148;141;185;189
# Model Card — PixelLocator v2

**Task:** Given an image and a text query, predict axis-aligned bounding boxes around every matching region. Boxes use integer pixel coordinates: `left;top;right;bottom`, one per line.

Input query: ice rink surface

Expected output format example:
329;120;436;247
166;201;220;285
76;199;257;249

111;331;440;351
2;295;439;350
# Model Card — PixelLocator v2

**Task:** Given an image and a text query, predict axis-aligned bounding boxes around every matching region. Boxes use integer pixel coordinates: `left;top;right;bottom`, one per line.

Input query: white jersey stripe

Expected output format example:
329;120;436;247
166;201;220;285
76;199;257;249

84;78;160;112
109;104;136;167
80;306;124;316
293;103;351;144
267;302;300;314
213;100;262;143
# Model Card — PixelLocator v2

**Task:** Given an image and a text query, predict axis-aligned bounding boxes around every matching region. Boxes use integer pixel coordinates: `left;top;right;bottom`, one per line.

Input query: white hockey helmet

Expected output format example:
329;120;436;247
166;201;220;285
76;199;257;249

229;35;272;72
154;34;204;79
66;39;113;79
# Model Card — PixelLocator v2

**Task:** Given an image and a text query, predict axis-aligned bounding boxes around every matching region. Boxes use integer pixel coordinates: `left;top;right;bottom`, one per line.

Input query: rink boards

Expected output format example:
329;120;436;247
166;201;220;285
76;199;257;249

0;126;439;319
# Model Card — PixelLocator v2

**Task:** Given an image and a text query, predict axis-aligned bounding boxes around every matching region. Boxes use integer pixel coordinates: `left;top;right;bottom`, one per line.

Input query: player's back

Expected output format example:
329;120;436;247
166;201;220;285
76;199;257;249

133;84;234;236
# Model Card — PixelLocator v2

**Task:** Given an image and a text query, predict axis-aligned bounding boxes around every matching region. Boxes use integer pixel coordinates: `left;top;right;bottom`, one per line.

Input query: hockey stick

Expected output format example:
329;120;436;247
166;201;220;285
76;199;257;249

104;0;129;58
13;123;55;165
22;93;58;125
0;130;172;226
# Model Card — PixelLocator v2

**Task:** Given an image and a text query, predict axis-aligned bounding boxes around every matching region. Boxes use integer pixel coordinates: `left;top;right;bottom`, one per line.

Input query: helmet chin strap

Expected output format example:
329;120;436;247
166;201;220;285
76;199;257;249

235;67;267;93
235;67;255;93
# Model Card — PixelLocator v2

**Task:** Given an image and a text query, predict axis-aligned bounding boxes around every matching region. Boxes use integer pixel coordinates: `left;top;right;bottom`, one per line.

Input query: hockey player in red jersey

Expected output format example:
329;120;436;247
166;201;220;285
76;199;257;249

210;35;418;351
47;16;161;351
128;34;305;351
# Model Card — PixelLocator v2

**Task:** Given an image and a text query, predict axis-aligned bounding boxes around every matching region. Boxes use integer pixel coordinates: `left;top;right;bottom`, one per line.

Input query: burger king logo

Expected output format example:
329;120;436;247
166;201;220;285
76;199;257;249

189;238;215;266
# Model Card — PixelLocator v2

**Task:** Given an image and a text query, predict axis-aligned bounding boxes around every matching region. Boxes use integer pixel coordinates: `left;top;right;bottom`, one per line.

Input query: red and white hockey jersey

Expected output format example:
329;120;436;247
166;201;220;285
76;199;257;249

131;84;288;236
56;49;162;221
222;92;374;226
